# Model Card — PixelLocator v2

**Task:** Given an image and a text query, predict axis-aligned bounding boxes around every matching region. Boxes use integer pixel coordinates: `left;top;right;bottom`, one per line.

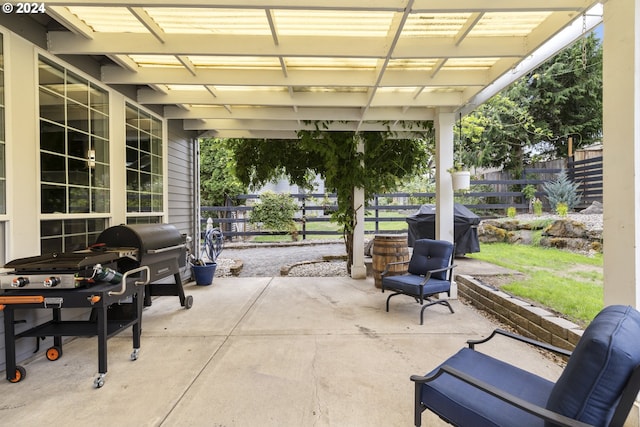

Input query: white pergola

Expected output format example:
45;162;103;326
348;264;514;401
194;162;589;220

35;1;640;307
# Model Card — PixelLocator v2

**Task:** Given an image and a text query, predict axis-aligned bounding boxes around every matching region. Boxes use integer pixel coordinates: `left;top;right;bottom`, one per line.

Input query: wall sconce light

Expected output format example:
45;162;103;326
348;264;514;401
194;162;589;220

87;149;96;168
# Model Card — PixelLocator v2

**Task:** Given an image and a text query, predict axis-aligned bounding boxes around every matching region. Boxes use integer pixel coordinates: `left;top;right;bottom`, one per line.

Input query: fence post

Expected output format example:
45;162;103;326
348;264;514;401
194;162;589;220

374;195;380;234
206;217;213;231
301;194;307;241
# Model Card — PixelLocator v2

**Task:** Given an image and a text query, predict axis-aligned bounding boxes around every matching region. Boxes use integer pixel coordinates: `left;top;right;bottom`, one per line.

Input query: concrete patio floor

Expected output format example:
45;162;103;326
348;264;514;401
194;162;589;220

0;275;564;426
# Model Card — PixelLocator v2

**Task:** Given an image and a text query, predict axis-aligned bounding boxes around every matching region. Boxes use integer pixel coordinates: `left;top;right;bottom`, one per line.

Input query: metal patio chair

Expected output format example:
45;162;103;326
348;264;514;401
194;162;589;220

381;238;455;325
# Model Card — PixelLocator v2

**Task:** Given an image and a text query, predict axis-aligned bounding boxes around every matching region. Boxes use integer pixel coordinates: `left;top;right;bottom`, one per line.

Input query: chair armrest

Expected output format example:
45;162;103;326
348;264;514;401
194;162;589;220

419;263;457;286
411;366;592;427
381;260;410;277
467;329;572;357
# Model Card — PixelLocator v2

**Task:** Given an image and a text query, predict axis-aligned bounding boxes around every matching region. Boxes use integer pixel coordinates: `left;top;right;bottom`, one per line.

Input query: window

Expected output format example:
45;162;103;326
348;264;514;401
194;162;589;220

39;56;110;215
40;218;107;254
38;57;109;253
0;34;5;215
126;103;163;216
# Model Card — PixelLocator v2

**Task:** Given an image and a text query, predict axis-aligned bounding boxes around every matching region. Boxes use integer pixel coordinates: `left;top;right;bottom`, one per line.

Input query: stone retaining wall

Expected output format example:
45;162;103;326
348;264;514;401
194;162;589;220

456;274;584;352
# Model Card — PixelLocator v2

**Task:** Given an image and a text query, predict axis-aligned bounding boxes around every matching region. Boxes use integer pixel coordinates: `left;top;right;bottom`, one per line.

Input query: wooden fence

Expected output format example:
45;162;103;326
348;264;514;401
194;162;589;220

203;157;603;240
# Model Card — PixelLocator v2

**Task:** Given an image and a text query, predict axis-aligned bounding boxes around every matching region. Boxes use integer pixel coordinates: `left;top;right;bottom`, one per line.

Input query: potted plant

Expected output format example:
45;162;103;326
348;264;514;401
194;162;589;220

448;163;471;191
189;227;224;286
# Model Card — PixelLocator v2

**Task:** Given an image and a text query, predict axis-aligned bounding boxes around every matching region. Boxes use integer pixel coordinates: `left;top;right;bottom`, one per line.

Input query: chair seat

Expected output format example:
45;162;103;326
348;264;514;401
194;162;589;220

419;348;554;427
382;274;451;297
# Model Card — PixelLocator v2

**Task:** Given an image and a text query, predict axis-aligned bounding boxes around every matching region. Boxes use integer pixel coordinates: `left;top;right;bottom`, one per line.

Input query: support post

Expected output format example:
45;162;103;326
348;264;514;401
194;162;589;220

602;0;640;308
435;111;455;243
351;137;366;279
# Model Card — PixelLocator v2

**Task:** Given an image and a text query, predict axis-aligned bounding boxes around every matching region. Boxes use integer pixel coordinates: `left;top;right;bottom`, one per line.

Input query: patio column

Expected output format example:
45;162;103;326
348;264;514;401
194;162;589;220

602;0;640;308
351;137;366;279
435;111;455;243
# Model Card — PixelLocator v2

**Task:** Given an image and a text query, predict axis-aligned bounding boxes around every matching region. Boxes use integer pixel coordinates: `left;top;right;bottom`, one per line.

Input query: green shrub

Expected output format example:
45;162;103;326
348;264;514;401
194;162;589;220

249;191;298;237
506;206;516;218
542;170;581;212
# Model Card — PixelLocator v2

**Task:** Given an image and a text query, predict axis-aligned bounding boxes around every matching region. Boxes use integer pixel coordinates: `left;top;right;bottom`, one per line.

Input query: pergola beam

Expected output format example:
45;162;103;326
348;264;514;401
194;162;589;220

49;32;531;58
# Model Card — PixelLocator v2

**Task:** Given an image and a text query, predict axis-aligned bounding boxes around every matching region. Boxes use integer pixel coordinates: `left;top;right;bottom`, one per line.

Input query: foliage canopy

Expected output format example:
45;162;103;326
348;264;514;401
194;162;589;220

228;125;432;270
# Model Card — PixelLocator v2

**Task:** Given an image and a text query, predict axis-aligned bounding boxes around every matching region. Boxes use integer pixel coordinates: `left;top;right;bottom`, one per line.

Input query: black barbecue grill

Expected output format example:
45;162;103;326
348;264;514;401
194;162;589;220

95;223;193;309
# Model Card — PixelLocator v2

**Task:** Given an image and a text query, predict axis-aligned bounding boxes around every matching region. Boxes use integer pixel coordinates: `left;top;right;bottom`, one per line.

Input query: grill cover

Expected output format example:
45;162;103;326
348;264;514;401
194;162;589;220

406;204;480;256
96;224;183;256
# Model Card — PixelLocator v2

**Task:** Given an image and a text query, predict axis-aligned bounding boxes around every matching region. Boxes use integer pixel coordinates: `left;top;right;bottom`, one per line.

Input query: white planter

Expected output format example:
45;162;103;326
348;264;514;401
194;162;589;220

451;171;471;191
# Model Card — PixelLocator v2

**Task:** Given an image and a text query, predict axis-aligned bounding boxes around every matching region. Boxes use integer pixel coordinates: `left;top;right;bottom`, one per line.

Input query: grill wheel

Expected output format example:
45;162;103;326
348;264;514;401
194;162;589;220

46;346;62;361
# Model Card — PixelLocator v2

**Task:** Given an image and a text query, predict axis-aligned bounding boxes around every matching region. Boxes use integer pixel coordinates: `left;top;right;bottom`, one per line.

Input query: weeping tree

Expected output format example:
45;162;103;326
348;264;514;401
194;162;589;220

228;123;431;273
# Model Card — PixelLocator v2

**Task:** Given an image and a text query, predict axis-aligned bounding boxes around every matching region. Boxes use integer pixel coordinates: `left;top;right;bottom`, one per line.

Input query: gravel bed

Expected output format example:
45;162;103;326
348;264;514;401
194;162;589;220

508;212;603;231
286;260;349;277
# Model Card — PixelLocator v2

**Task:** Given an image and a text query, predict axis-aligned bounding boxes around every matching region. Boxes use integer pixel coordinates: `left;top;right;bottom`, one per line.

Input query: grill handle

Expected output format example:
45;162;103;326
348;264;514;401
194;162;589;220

108;266;150;296
146;244;185;254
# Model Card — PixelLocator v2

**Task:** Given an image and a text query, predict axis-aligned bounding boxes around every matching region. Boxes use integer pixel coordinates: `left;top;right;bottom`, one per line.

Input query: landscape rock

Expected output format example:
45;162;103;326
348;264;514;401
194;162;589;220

580;201;603;215
543;219;588;238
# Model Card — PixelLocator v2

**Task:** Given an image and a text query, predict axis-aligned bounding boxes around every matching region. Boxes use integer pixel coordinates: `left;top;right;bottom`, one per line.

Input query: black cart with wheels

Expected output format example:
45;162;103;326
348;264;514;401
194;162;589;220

1;267;149;388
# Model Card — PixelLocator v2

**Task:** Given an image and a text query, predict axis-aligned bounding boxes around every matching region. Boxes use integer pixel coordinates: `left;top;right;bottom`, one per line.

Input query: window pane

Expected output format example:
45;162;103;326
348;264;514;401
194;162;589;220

127;191;139;212
125;105;138;122
39;89;65;125
151;137;162;156
151;155;162;175
0;180;5;214
41;185;66;213
140;153;151;173
140;171;151;190
69;187;89;213
92;189;110;212
41;152;66;183
93;137;109;163
126;169;138;190
65;234;87;252
152;194;163;211
90;85;108;114
91;109;108;138
41;237;62;254
66;71;89;105
68;129;89;159
64;219;86;234
126;147;138;166
40;121;65;154
0;144;5;178
140;193;152;212
41;220;62;237
140;132;151;153
88;218;106;233
126;126;138;148
68;157;89;186
67;101;89;132
39;59;64;95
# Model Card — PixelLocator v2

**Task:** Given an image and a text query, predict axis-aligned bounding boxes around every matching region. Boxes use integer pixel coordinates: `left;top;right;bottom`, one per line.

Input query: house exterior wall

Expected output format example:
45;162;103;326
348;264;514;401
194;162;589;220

0;25;196;371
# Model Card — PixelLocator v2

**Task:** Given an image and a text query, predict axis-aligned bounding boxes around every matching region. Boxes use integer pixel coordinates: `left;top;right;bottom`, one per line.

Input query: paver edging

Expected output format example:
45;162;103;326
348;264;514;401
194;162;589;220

456;274;583;351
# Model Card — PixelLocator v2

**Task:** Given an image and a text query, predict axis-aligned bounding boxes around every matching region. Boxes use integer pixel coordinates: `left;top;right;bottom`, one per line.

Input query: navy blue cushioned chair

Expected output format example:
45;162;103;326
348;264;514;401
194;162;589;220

410;305;640;427
381;239;455;325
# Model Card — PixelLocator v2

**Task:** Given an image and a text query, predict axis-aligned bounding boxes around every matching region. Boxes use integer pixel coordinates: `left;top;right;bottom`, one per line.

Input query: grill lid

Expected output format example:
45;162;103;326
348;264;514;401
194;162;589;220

96;224;183;254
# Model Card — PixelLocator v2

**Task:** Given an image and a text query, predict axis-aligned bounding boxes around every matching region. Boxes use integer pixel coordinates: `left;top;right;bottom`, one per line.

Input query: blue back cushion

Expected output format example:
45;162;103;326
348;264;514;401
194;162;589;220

407;239;454;280
546;305;640;426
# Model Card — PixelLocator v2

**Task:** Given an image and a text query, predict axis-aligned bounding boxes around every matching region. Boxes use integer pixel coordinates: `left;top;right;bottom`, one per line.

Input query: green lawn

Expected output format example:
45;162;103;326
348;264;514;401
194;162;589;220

468;243;603;325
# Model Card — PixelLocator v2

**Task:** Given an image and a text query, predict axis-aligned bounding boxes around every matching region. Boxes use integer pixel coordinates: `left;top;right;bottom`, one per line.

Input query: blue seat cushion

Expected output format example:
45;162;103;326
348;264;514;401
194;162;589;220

545;305;640;426
382;274;450;297
408;239;454;280
420;347;553;427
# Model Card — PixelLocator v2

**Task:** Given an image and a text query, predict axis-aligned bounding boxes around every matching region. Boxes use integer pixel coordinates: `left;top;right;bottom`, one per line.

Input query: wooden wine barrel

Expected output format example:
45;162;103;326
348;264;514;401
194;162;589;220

372;234;409;289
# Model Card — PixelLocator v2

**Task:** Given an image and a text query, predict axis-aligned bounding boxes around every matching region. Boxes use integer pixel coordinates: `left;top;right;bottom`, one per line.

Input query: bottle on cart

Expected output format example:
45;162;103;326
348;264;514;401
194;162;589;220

92;264;122;284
